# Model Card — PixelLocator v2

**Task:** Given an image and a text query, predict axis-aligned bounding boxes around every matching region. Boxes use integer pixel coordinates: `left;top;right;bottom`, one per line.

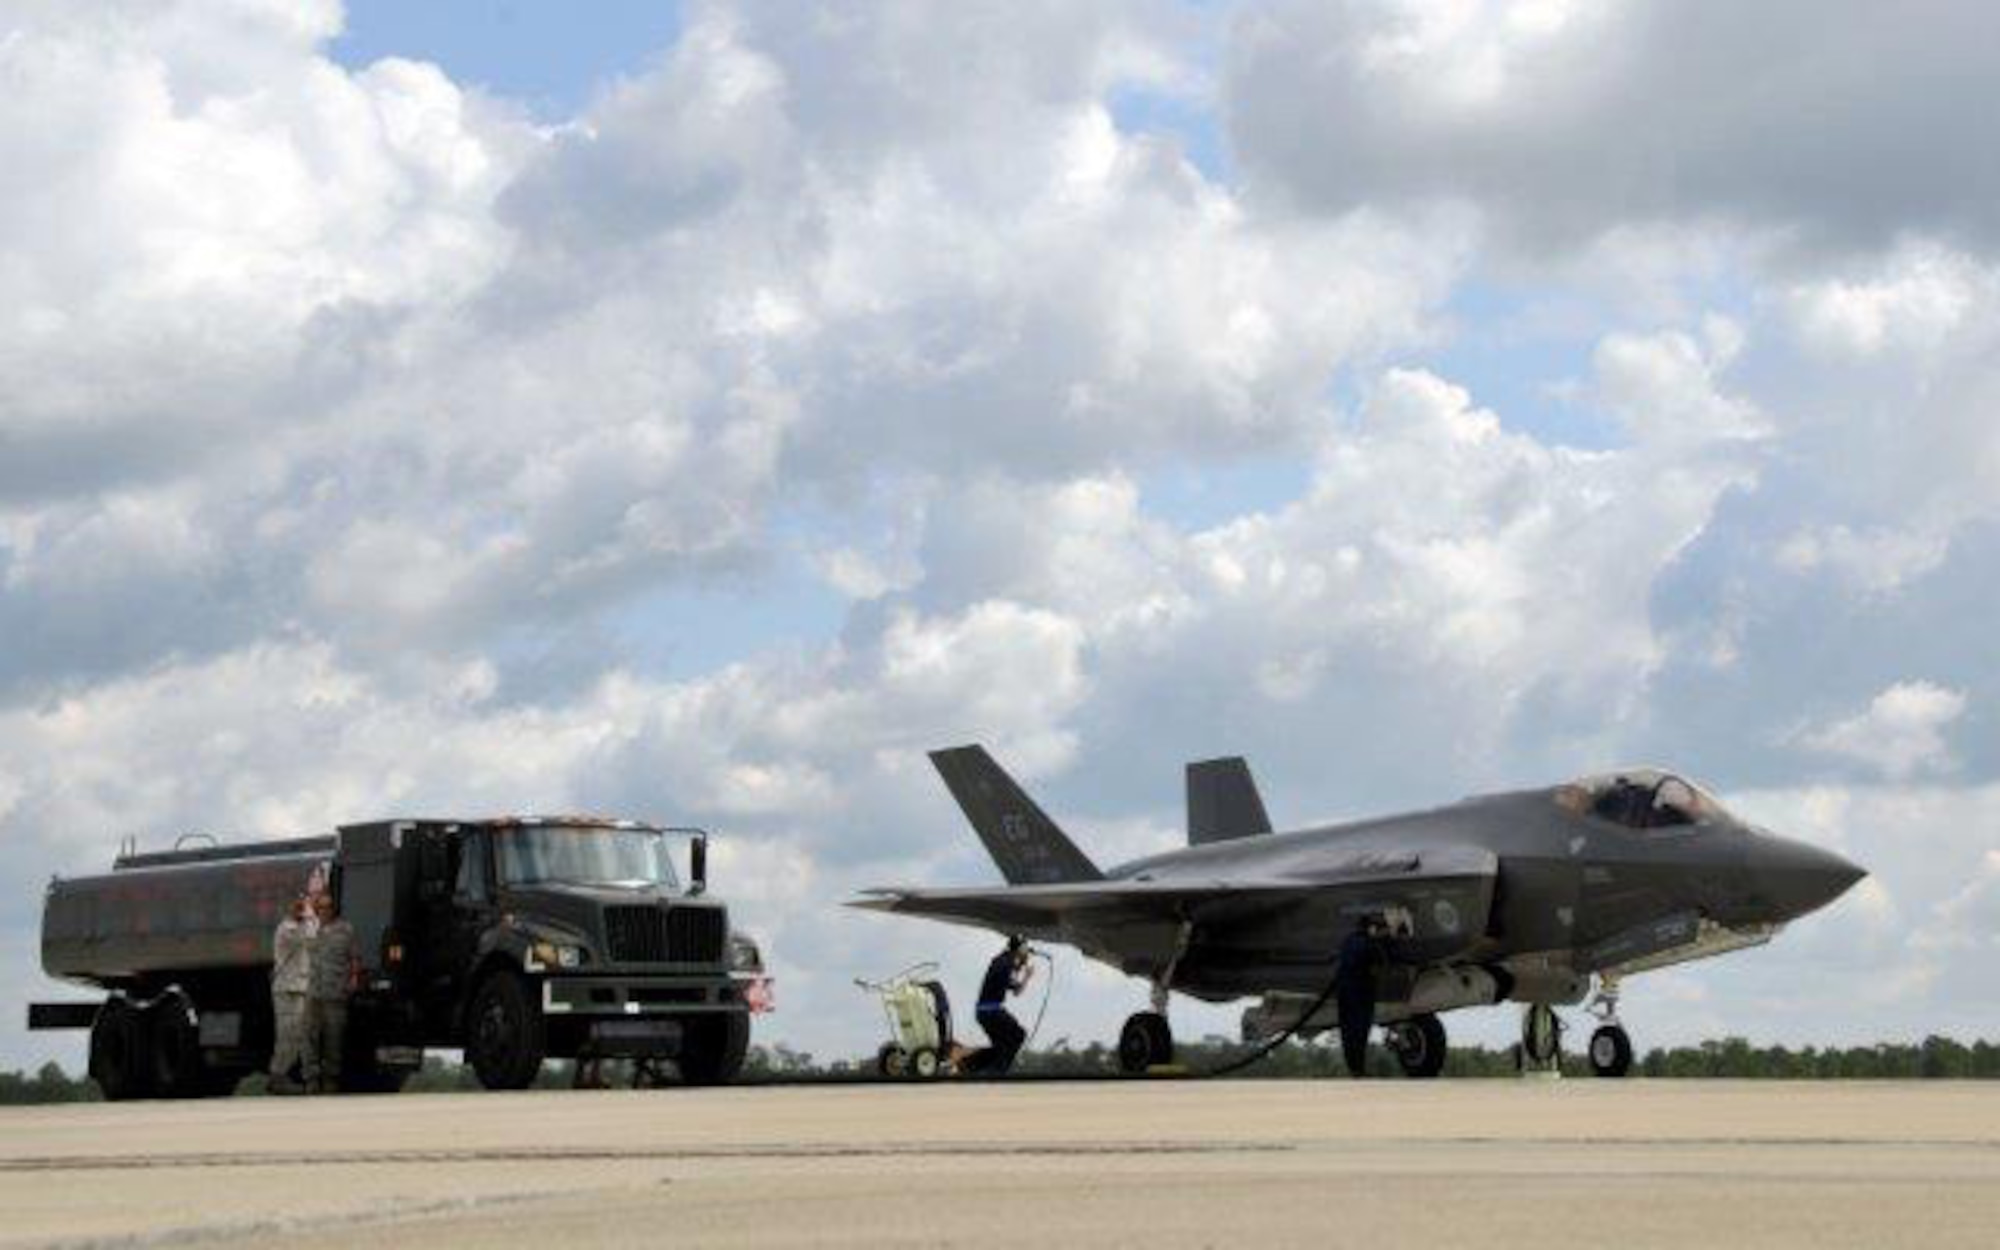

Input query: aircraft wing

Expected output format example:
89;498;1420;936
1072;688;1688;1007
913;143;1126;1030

851;845;1498;958
849;879;1317;936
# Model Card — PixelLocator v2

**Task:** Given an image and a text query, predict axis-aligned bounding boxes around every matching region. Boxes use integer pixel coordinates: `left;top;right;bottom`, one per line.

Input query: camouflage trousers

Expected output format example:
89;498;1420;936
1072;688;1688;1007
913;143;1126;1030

269;991;307;1078
303;997;348;1089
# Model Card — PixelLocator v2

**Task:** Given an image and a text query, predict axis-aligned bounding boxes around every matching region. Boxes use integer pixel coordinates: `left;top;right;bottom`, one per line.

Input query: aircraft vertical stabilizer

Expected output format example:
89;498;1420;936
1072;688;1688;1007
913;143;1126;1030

1186;757;1273;845
928;746;1103;885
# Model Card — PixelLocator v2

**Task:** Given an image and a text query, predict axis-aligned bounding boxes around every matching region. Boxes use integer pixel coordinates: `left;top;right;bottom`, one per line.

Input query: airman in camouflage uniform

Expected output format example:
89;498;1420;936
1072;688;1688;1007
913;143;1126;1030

267;896;314;1094
303;893;358;1093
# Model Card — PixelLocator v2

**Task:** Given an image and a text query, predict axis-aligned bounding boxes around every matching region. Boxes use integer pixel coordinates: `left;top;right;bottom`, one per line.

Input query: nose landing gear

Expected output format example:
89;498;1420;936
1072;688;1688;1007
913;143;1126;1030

1584;975;1634;1078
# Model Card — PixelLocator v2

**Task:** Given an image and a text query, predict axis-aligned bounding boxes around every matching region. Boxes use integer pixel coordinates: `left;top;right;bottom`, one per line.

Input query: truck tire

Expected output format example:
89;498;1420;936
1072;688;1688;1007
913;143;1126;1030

89;999;153;1102
465;970;546;1091
146;996;211;1098
677;1011;750;1086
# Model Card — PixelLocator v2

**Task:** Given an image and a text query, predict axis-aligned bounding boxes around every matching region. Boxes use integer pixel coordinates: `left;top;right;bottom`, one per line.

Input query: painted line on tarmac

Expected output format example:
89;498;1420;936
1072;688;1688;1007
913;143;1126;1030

0;1141;1296;1172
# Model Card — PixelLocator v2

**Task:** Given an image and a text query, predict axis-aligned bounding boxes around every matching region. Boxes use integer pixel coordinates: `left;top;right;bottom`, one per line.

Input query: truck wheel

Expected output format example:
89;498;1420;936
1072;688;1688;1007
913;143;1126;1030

89;999;153;1102
678;1011;750;1086
146;997;209;1097
466;970;546;1090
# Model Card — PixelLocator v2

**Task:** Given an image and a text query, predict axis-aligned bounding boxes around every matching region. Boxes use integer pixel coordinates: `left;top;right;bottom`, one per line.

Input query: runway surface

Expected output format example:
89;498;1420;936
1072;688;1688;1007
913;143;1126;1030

3;1080;1996;1248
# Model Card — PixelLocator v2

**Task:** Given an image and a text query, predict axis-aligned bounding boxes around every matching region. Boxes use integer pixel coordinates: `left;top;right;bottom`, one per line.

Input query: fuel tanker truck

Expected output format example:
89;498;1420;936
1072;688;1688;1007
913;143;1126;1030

30;816;771;1099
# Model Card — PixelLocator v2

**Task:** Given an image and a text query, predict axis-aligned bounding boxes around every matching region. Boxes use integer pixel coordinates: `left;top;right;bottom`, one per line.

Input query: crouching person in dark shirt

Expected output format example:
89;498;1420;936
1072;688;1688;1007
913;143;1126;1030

964;935;1032;1076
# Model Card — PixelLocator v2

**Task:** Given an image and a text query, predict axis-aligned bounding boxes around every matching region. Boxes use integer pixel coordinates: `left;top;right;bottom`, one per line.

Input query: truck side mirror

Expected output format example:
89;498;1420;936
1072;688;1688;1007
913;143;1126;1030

689;834;708;896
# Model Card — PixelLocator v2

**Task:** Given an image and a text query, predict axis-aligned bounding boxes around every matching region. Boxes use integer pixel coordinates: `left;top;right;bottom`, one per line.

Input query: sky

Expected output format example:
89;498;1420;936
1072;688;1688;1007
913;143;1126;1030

3;0;1999;1073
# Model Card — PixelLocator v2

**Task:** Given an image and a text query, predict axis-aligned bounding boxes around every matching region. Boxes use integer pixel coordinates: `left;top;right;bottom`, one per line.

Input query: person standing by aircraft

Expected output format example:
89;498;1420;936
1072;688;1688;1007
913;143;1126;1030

302;893;358;1093
1334;915;1388;1078
966;935;1033;1075
266;894;314;1094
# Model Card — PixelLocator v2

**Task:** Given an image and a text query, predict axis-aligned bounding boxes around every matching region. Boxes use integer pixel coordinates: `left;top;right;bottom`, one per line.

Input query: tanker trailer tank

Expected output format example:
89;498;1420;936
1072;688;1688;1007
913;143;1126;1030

37;836;333;1099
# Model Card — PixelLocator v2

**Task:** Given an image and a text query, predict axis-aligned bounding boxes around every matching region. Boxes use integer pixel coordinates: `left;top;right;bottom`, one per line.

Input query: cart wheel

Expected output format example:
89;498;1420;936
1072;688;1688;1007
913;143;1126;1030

910;1047;940;1079
877;1044;908;1079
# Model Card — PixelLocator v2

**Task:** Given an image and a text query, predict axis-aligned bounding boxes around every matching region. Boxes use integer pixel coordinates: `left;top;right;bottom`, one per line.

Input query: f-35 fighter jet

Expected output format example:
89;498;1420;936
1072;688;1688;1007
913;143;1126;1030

852;746;1865;1076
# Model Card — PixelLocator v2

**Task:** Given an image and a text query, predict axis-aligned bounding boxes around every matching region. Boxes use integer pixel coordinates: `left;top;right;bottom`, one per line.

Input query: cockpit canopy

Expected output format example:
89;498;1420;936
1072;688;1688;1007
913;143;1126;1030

1555;768;1731;831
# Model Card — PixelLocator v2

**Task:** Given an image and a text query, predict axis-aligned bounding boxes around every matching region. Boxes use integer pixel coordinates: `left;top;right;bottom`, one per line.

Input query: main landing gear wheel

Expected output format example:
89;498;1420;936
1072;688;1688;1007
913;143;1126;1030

1390;1013;1449;1079
1588;1024;1634;1078
1519;1003;1563;1072
910;1047;941;1079
1118;1011;1173;1074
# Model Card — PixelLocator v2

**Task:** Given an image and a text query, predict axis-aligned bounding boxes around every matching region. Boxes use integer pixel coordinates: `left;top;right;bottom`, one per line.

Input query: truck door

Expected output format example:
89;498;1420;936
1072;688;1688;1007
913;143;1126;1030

445;829;496;977
412;827;494;1022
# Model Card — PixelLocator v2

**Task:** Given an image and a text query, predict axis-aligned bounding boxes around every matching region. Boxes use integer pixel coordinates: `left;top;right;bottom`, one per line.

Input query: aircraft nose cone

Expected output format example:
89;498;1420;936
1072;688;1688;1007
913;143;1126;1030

1754;835;1866;921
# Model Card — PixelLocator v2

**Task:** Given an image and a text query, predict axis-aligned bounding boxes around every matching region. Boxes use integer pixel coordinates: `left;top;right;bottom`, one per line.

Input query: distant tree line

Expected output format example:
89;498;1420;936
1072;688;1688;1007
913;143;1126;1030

7;1036;2000;1103
1004;1034;2000;1081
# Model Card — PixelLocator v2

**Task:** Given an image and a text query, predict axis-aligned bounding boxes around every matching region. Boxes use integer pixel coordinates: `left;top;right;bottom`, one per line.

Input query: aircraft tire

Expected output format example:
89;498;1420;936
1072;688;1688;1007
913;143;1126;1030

1395;1013;1449;1079
1588;1024;1634;1078
1118;1011;1173;1074
910;1047;941;1079
1520;1003;1562;1069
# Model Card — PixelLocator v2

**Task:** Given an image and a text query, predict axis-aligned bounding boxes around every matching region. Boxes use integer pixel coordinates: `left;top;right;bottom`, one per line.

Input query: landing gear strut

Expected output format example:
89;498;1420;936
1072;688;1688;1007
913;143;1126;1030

1119;925;1187;1074
1584;976;1634;1078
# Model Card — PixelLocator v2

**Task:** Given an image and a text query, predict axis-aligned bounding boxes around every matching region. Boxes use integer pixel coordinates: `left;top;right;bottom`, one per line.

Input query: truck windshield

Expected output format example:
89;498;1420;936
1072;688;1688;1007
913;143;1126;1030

493;827;680;890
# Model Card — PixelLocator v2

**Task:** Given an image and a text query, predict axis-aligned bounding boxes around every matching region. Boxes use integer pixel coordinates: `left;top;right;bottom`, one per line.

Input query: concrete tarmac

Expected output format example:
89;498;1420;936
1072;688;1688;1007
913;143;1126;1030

3;1080;1996;1248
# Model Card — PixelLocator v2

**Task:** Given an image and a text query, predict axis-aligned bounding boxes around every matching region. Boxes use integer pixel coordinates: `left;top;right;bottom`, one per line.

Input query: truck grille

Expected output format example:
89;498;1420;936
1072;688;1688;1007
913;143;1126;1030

603;905;726;964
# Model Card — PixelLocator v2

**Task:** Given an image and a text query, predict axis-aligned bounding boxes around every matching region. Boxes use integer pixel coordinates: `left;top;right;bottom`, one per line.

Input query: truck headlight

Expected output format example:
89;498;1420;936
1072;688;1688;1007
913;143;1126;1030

531;941;586;970
727;933;763;973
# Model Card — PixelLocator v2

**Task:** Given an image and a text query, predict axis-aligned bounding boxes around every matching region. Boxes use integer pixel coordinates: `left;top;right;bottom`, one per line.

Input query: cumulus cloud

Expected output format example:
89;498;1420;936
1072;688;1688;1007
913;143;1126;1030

1931;851;2000;951
6;1;2000;1071
0;0;1466;706
1226;0;2000;256
1801;682;1969;781
1785;242;1996;360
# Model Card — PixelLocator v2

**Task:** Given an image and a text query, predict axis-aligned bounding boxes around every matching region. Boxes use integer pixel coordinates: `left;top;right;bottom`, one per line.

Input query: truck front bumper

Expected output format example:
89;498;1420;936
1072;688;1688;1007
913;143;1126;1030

540;974;745;1017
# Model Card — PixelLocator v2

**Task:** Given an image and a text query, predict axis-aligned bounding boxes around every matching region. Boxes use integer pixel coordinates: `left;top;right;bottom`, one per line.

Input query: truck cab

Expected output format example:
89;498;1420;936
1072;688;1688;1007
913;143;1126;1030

342;817;764;1089
33;815;769;1098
